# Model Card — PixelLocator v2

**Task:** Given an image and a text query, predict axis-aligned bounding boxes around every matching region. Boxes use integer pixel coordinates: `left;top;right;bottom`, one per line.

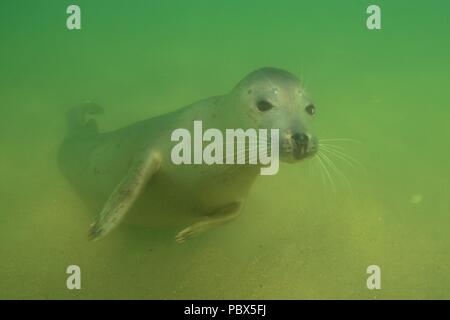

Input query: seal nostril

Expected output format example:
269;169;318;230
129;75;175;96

291;133;313;159
292;133;309;146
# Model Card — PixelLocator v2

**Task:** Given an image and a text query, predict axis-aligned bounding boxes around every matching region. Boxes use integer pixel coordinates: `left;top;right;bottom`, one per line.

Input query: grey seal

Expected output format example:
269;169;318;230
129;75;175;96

58;67;318;243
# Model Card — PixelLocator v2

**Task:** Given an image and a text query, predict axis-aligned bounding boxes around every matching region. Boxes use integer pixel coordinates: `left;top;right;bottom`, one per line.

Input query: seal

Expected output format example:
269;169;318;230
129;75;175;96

58;67;318;243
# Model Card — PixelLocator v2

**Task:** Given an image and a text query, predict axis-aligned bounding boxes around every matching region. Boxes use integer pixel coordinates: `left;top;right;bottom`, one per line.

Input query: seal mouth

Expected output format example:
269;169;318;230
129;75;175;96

280;135;318;163
293;146;308;160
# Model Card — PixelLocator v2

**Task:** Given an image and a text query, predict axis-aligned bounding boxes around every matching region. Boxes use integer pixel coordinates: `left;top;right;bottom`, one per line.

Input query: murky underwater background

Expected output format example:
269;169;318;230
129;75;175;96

0;0;449;299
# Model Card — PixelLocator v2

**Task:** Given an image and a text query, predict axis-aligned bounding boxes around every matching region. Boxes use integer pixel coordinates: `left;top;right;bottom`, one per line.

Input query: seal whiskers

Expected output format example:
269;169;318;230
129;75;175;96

316;152;337;195
318;150;353;193
319;143;365;171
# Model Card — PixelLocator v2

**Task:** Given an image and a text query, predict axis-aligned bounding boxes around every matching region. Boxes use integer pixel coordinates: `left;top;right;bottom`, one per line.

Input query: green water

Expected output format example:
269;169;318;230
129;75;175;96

1;0;449;299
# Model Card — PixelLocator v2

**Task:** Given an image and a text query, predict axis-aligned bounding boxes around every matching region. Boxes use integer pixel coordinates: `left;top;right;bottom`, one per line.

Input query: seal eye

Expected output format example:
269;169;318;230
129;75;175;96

256;100;274;112
305;104;316;116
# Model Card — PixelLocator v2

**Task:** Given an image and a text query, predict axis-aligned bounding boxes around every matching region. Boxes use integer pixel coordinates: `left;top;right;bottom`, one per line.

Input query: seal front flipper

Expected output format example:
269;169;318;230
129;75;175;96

88;151;161;241
175;201;243;243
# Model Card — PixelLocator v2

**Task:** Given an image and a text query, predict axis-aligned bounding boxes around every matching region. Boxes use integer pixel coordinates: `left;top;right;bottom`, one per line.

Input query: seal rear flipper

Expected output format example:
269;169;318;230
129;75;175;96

88;151;161;241
66;101;104;136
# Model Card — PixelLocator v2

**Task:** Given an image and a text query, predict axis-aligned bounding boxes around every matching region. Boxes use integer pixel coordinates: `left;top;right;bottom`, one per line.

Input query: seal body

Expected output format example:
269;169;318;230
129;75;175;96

58;67;318;242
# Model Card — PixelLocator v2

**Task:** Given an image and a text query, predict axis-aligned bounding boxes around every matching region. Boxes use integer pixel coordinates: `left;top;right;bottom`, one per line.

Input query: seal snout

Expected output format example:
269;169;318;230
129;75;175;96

290;132;317;160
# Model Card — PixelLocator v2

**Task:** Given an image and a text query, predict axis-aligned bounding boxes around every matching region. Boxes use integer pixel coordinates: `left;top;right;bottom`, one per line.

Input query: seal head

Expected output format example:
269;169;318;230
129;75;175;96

229;67;318;163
